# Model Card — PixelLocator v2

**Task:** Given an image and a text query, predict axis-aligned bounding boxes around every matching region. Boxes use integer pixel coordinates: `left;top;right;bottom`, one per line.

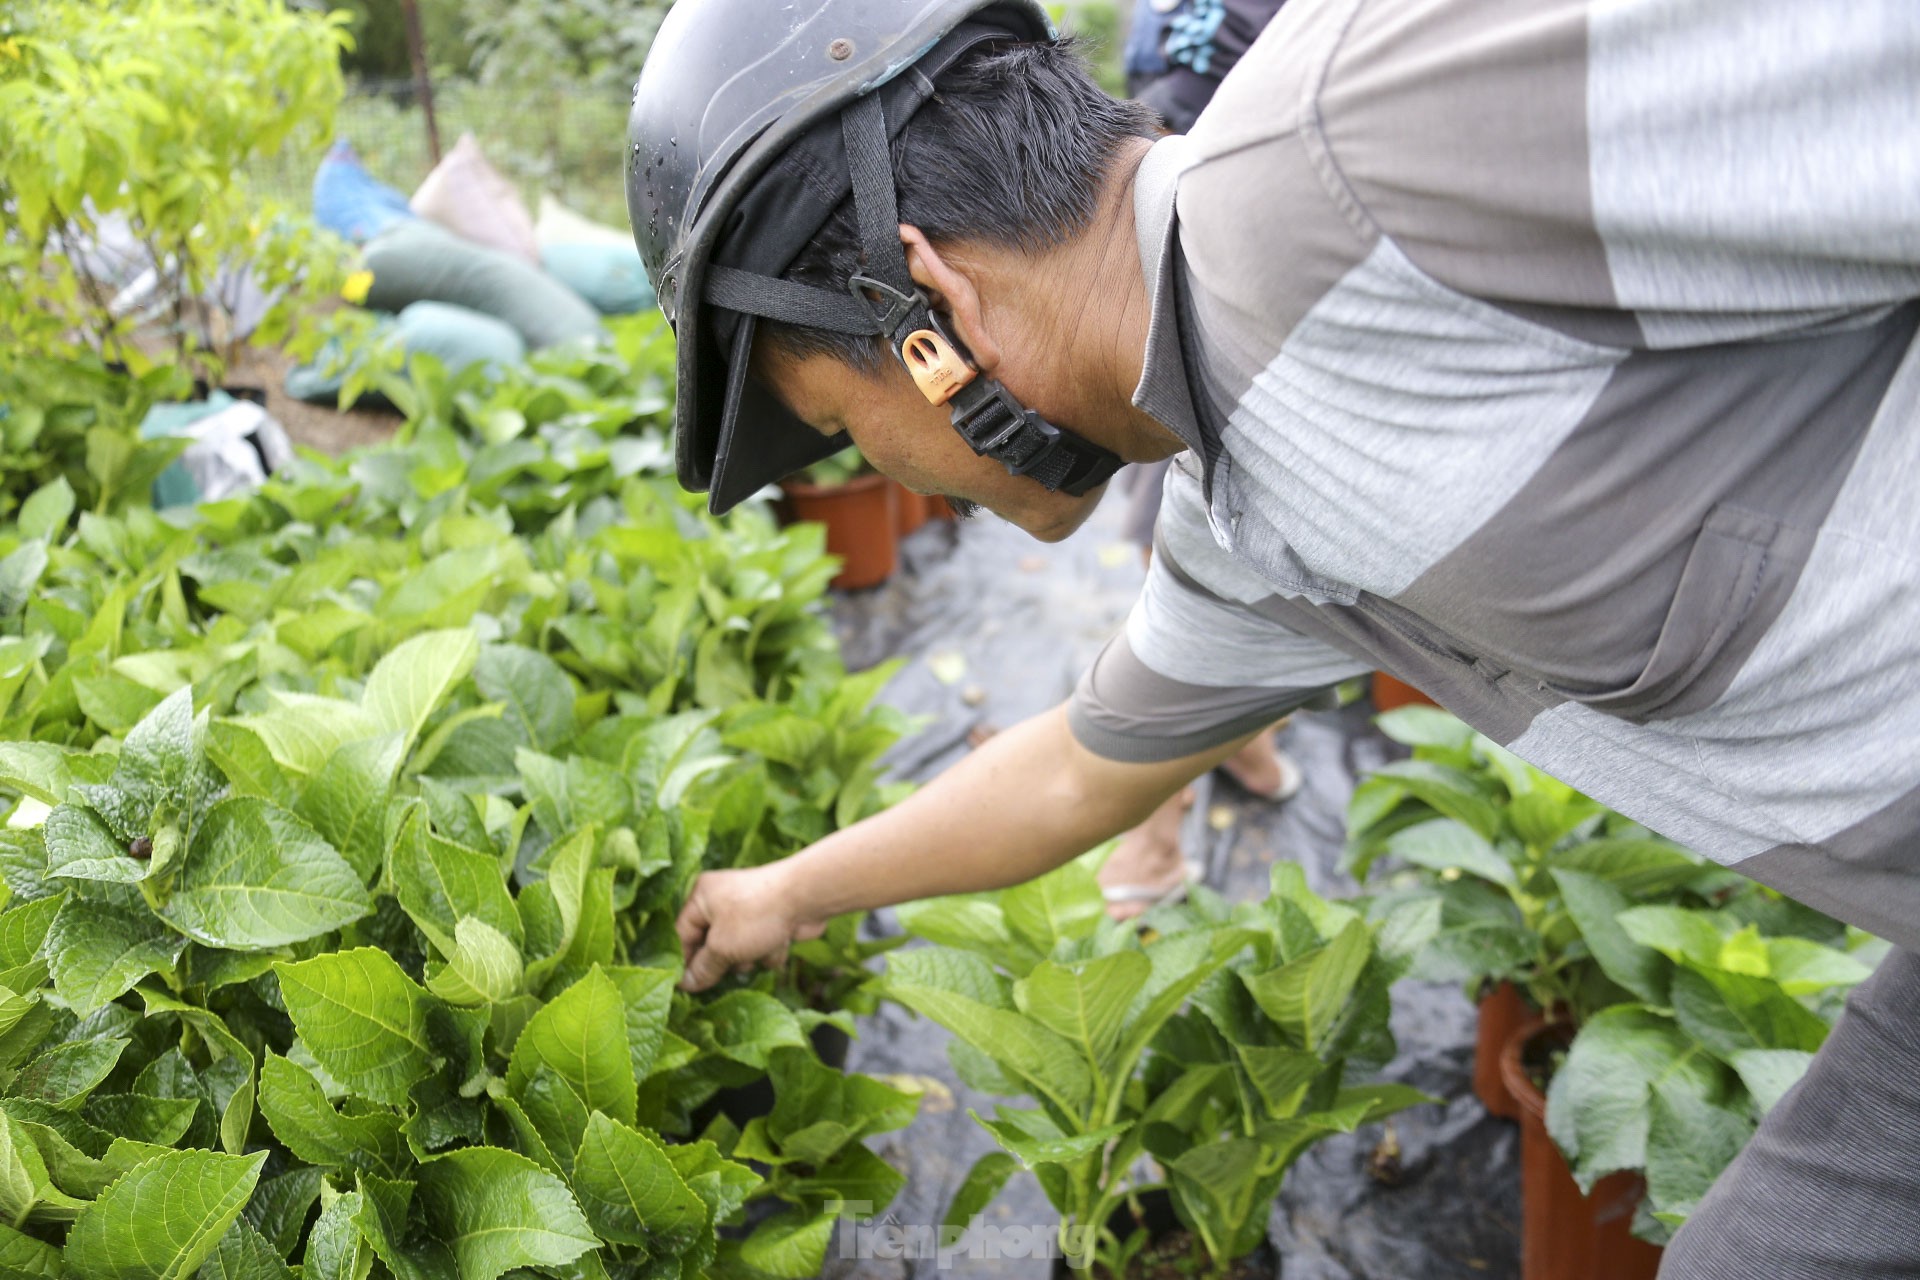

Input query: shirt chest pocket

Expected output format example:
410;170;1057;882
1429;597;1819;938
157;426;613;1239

1546;504;1802;723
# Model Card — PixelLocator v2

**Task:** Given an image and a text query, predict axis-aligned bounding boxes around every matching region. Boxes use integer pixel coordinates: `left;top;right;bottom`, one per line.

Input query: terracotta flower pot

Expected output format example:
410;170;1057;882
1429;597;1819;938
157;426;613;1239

779;472;899;590
1500;1020;1663;1280
1475;981;1531;1120
1372;671;1438;711
893;481;931;536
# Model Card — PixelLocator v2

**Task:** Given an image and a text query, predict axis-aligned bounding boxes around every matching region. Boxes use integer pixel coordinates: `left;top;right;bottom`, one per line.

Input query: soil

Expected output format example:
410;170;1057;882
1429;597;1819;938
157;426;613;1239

1077;1232;1273;1280
227;341;401;455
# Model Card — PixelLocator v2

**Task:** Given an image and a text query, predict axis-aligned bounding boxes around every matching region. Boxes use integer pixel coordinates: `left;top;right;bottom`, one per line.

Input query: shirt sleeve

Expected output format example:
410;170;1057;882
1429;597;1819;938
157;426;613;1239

1067;461;1369;763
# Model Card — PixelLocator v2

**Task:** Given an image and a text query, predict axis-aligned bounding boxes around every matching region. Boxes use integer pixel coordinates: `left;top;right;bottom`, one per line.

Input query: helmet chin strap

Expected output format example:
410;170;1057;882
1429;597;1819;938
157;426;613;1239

859;273;1125;497
839;96;1123;498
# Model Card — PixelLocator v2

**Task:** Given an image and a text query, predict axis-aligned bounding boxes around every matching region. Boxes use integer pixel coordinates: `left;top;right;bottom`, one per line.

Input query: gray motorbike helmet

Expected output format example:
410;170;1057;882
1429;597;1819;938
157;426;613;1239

628;0;1124;514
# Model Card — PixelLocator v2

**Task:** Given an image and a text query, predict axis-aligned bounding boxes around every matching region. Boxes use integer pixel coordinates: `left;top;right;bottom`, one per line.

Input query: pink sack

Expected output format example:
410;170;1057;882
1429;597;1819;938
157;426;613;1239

409;133;540;264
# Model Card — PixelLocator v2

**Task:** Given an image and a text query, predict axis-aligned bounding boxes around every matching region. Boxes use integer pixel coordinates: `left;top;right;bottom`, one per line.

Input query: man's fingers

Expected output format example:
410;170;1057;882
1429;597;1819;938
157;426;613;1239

680;942;730;992
676;890;710;958
795;920;827;943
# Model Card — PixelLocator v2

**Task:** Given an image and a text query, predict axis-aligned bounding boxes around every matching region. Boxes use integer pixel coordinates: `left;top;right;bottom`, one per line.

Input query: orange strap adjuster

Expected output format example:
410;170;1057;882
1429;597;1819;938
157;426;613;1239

901;328;975;405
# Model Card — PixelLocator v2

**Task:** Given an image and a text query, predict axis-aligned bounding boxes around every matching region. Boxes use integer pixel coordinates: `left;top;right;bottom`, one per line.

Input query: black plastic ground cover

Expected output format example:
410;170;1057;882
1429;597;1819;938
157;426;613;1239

821;493;1521;1278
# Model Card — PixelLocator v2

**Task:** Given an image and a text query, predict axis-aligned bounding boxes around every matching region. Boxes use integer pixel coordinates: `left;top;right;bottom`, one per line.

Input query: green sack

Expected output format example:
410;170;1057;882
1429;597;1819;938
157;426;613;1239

284;303;527;404
539;242;656;315
359;221;601;350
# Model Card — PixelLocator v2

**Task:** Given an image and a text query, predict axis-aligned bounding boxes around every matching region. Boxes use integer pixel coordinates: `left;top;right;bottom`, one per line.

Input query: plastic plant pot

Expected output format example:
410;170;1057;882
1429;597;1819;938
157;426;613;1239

1372;671;1438;711
1500;1020;1663;1280
1475;981;1531;1120
780;472;899;590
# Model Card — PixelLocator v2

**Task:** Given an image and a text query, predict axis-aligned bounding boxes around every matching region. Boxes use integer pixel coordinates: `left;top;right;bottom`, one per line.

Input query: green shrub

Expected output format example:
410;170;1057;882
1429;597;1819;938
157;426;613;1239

0;316;929;1274
0;0;349;380
887;857;1429;1275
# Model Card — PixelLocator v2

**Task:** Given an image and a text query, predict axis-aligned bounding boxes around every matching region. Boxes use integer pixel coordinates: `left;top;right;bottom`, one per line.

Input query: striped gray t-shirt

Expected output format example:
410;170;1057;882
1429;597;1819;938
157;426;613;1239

1066;0;1920;949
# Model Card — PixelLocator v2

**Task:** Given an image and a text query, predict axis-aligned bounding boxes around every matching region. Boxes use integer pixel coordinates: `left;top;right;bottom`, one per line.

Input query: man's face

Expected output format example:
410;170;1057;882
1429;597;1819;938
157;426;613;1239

763;350;1106;543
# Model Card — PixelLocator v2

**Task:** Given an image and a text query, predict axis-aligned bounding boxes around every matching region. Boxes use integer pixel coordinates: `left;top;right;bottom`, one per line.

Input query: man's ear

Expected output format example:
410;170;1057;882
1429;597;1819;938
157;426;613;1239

900;224;1001;376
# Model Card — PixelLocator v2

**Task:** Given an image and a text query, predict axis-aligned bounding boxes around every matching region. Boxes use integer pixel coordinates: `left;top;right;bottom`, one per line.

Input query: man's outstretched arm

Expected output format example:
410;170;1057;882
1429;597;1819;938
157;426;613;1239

674;701;1253;990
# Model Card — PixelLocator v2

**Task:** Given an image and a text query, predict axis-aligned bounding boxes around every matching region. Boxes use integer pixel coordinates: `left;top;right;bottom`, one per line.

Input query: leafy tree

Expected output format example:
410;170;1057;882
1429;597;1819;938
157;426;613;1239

0;0;349;383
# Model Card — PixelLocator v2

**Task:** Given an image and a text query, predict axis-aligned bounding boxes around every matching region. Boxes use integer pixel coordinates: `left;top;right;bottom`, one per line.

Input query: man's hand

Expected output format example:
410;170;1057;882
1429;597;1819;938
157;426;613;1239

676;865;826;991
674;704;1259;992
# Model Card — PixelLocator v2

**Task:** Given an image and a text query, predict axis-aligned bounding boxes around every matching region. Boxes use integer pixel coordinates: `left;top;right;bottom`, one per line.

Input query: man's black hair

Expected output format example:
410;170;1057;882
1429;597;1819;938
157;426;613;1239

760;39;1158;375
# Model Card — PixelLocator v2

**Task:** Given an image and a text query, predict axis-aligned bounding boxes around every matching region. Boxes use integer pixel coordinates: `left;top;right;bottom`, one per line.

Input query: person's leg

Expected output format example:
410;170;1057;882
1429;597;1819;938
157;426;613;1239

1216;718;1302;801
1098;786;1195;923
1659;945;1920;1279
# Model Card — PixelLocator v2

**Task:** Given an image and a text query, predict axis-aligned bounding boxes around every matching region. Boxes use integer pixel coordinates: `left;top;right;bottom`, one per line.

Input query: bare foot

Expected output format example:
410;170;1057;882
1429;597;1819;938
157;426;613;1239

1099;787;1195;922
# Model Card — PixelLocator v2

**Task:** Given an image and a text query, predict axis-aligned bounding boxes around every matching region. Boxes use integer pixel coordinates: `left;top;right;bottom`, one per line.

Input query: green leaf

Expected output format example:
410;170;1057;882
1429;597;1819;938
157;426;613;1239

1644;1077;1755;1226
737;1208;836;1279
1545;1008;1721;1192
1365;761;1502;840
0;545;49;620
1236;1045;1324;1118
691;989;804;1070
1386;819;1515;890
974;1108;1126;1168
602;966;674;1082
82;1095;198;1147
881;950;1090;1115
44;804;146;884
242;1166;325;1260
1618;907;1728;968
257;1054;408;1178
17;479;74;542
1014;951;1149;1079
230;694;380;778
895;897;1015;959
1373;707;1473;749
425;918;523;1007
159;798;371;950
296;735;406;882
302;1191;373;1280
1244;919;1373;1052
13;1037;128;1109
204;724;294;808
569;1113;707;1252
113;686;200;808
389;807;521;954
361;630;480;747
0;1218;64;1277
1553;869;1669;1005
0;744;73;807
507;968;635;1129
275;950;435;1107
999;859;1104;959
1551;838;1718;897
473;646;575;753
413;1146;597;1280
1727;1049;1815;1115
64;1148;267;1280
942;1151;1018;1230
0;1108;84;1226
46;897;189;1016
1165;1136;1273;1264
764;1049;917;1166
516;752;629;843
352;1173;453;1280
195;1222;292;1280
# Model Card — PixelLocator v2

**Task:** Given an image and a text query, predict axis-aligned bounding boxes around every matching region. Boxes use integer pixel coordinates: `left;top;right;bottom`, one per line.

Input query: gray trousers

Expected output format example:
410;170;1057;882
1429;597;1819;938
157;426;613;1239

1660;946;1920;1278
